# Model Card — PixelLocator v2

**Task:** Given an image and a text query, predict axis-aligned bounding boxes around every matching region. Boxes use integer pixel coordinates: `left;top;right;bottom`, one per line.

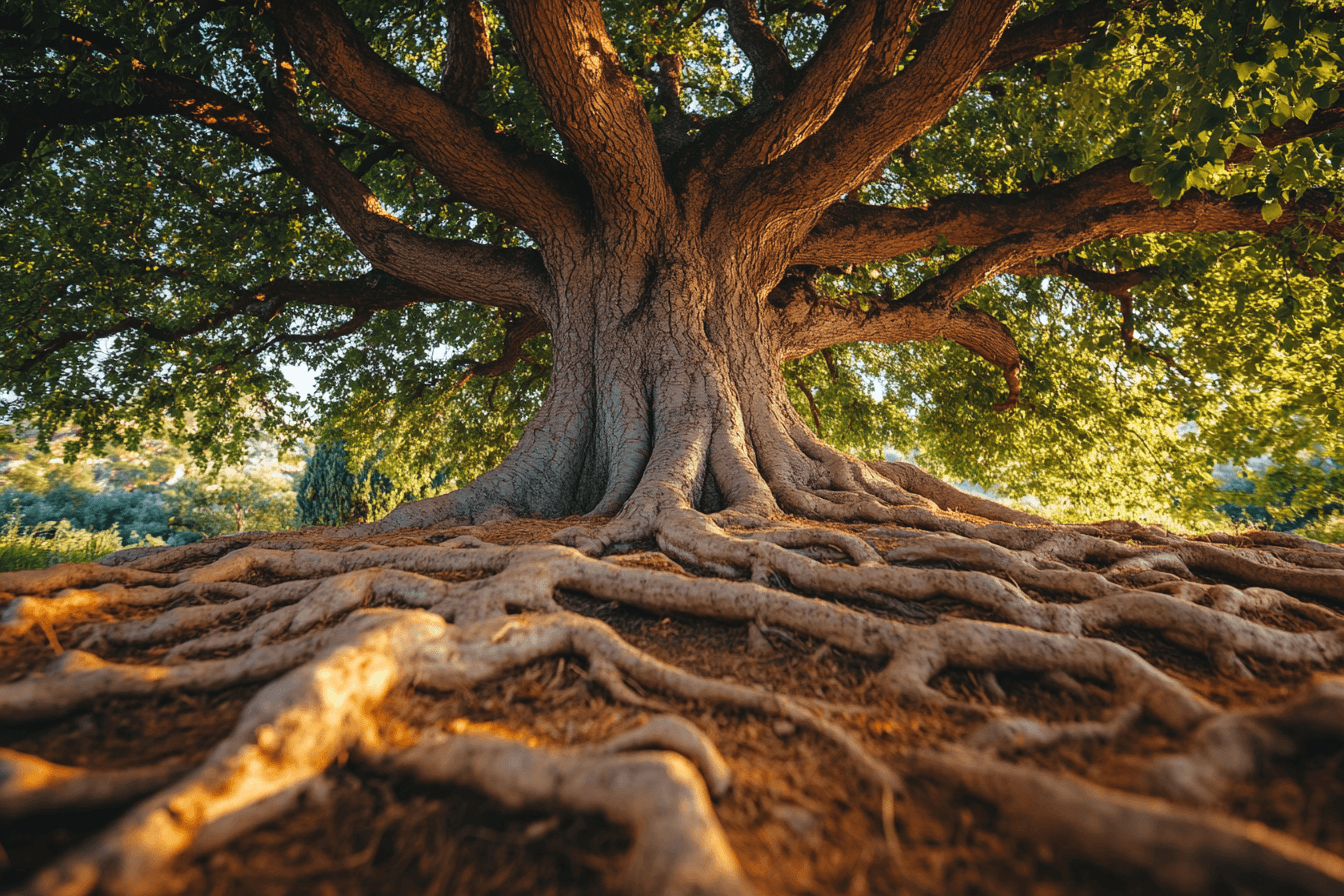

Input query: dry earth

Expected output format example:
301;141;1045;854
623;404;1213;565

2;511;1343;895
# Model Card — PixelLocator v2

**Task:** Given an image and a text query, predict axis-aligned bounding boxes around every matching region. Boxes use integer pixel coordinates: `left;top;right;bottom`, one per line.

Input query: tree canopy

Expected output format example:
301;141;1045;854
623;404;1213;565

2;0;1342;524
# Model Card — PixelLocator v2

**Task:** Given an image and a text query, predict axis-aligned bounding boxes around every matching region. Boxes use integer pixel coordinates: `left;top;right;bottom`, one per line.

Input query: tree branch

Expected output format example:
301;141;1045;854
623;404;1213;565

14;16;552;315
733;0;876;166
796;159;1344;267
733;0;1020;252
776;289;1023;409
722;0;795;108
452;311;549;388
267;0;581;238
498;0;672;231
439;0;493;108
795;377;824;433
853;0;924;87
1013;258;1193;379
1007;256;1161;298
97;60;549;313
14;274;446;374
651;54;700;154
1228;99;1344;164
978;0;1134;75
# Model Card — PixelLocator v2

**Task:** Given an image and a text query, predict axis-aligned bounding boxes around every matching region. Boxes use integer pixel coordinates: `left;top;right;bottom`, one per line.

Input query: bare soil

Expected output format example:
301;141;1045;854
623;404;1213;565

1;517;1341;895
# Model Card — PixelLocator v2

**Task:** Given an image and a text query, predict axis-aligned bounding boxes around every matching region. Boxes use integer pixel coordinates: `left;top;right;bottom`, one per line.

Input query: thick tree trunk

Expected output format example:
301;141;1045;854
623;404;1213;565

380;235;966;534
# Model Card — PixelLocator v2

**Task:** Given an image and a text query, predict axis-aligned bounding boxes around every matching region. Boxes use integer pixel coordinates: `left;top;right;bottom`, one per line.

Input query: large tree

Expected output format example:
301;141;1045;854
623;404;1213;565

3;1;1344;894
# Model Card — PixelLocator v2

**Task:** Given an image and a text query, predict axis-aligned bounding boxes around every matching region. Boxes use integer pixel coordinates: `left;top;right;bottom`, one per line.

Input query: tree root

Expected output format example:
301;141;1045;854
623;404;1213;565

1146;676;1344;804
0;750;189;823
367;724;753;896
5;498;1344;894
908;746;1344;895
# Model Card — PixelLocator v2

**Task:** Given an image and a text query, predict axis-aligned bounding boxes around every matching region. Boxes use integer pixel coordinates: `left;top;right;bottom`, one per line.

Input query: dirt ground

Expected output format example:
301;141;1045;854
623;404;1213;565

1;516;1341;895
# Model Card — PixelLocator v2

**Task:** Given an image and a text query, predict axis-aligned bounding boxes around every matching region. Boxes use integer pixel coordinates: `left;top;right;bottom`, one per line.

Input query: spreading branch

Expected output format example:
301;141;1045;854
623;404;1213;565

451;311;550;389
650;54;700;154
775;285;1023;409
722;0;795;107
852;0;924;87
797;161;1344;267
733;0;876;166
735;0;1020;247
17;274;473;374
1014;258;1193;379
977;0;1134;75
20;17;552;315
267;0;581;237
498;0;672;232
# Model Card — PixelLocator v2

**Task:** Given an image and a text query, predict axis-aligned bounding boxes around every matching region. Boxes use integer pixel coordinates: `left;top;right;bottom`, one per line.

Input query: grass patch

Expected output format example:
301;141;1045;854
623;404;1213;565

0;511;157;572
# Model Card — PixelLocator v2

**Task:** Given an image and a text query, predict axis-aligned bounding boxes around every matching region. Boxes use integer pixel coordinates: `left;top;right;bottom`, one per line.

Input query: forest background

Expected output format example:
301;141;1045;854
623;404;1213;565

3;395;1340;573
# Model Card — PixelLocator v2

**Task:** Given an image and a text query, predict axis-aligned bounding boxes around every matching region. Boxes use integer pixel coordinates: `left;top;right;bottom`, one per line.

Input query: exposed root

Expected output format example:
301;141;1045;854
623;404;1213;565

5;494;1344;894
368;724;753;896
595;714;733;798
1147;676;1344;804
908;747;1344;895
967;703;1144;755
18;610;444;896
0;749;189;822
0;619;383;724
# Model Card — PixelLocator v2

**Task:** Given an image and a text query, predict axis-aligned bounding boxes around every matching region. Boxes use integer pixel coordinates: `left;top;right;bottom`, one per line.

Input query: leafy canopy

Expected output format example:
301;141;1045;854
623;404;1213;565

2;0;1342;526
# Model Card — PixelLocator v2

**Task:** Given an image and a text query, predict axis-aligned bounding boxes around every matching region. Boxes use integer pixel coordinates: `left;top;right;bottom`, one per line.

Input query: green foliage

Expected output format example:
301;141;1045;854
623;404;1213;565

1220;450;1344;538
167;467;297;535
1;428;296;540
2;0;1342;527
0;482;177;541
295;440;400;527
0;509;150;572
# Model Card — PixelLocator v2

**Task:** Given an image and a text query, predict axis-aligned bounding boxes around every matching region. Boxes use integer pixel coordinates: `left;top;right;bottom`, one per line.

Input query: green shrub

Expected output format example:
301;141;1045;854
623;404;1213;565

166;468;297;535
0;483;175;542
295;440;399;527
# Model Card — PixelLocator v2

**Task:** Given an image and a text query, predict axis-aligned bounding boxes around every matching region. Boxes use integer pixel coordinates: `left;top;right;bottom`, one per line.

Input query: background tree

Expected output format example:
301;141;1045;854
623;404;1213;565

3;2;1344;894
294;439;400;526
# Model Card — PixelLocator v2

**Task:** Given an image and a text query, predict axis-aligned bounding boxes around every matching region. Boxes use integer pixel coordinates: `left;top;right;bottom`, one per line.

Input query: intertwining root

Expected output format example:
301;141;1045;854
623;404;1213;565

2;496;1343;894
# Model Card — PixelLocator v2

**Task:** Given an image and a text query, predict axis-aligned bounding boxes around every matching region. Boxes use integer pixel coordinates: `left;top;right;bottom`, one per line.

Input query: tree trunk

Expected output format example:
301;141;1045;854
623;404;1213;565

379;234;963;535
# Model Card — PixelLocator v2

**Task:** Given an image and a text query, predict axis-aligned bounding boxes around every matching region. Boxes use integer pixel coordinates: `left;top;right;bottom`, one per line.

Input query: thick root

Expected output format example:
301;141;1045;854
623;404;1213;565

369;725;753;896
5;491;1344;895
909;747;1344;895
18;610;445;896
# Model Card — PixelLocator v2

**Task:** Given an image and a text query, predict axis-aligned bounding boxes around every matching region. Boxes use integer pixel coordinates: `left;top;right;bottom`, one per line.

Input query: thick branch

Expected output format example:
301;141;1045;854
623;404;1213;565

267;0;581;238
498;0;672;231
733;0;1019;249
439;0;493;108
797;161;1344;266
777;292;1022;408
853;0;924;87
119;63;551;312
651;54;699;154
0;98;167;167
734;0;876;166
15;275;453;374
978;0;1132;75
22;18;551;315
1228;99;1344;163
723;0;795;107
